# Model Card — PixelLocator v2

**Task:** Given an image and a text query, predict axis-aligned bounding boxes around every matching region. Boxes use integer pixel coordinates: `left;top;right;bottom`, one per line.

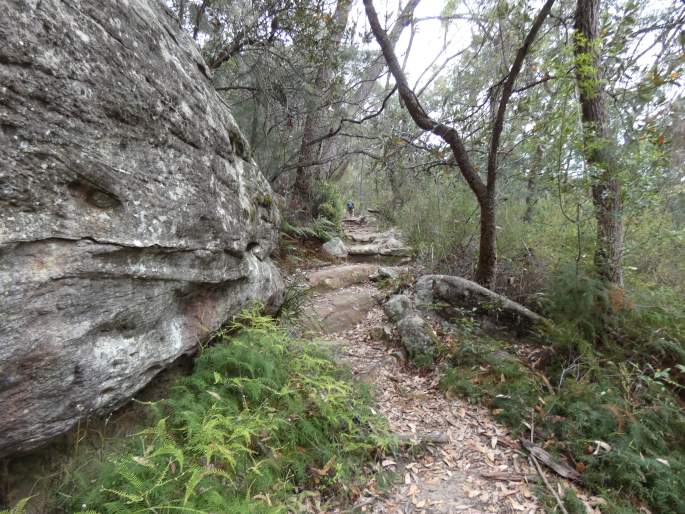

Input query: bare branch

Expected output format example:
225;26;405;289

486;0;556;189
363;0;487;201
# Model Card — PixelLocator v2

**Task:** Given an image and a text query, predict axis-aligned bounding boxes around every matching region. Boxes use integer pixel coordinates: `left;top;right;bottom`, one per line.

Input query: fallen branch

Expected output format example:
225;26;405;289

521;440;580;480
529;455;569;514
416;275;546;330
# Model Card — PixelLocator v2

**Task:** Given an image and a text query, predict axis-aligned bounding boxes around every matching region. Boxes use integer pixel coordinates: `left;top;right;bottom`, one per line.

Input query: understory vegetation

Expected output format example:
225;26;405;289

281;181;346;244
438;269;685;513
3;311;392;514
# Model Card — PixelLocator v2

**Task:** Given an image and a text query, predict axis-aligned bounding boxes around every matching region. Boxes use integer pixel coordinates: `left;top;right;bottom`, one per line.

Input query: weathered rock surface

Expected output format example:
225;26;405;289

396;314;438;361
382;294;437;363
0;0;283;457
306;264;378;291
347;233;412;258
322;237;348;258
304;287;376;335
416;275;544;329
383;294;412;322
369;266;398;281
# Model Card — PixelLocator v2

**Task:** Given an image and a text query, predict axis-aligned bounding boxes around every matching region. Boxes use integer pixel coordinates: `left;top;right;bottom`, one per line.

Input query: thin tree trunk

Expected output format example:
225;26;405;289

523;144;543;223
574;0;624;286
292;0;353;214
178;0;186;29
192;0;211;41
476;194;497;286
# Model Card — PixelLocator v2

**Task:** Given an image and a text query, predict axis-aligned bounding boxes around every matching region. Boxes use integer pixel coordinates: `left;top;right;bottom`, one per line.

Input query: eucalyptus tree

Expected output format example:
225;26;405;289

364;0;557;287
573;0;625;286
571;0;685;287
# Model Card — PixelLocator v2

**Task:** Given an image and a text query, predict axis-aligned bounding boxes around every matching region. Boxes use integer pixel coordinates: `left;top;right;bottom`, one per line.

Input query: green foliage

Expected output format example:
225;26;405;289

281;217;338;243
55;316;392;513
277;275;313;324
440;302;685;514
562;489;588;514
0;497;31;514
539;266;613;343
312;182;344;229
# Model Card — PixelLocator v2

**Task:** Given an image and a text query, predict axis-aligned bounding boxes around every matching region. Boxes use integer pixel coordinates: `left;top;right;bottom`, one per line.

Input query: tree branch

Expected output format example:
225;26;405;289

363;0;486;202
304;85;398;148
193;0;211;41
486;0;556;190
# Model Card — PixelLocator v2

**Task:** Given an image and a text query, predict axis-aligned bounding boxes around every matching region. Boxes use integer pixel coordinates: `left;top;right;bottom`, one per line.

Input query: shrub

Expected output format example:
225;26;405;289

281;217;338;242
54;316;392;513
312;182;344;228
440;308;685;514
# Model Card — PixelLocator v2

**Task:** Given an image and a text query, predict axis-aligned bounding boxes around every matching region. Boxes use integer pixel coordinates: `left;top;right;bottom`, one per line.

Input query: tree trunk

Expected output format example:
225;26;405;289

574;0;624;286
292;0;353;214
523;144;542;223
476;195;497;288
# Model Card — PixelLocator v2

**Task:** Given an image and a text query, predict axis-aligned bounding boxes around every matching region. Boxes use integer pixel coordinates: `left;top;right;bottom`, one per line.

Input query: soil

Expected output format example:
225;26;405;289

299;217;544;514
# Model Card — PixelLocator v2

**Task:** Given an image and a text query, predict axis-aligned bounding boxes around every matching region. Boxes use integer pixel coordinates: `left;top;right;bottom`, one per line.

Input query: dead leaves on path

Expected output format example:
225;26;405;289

304;283;602;514
320;296;541;513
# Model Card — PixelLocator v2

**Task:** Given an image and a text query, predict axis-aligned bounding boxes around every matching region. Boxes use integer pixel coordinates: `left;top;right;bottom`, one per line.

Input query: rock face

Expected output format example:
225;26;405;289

0;0;283;457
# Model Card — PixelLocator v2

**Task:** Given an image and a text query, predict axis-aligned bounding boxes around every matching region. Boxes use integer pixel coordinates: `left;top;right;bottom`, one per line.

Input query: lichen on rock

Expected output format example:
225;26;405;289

0;0;283;457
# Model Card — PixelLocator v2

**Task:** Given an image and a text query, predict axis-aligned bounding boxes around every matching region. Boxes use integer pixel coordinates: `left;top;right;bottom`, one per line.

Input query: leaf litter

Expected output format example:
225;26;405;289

296;219;600;514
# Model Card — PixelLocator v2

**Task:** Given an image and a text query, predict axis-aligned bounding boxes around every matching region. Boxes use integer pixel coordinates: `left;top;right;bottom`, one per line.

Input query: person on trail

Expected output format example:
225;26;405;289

346;200;354;217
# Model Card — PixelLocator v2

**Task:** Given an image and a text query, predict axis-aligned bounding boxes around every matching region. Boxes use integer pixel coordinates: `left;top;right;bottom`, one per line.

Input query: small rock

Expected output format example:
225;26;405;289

369;324;394;341
322;237;348;258
369;266;397;281
396;313;438;362
383;294;411;322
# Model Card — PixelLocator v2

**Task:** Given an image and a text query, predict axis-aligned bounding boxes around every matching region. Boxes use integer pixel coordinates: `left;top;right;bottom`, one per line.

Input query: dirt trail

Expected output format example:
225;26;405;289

301;217;542;514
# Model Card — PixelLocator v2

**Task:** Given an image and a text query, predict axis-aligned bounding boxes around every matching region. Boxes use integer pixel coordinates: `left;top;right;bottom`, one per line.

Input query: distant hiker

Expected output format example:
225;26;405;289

346;200;354;217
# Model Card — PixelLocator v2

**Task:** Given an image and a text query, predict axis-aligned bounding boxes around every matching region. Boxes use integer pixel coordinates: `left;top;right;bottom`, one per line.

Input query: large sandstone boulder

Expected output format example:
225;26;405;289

322;237;348;258
0;0;283;456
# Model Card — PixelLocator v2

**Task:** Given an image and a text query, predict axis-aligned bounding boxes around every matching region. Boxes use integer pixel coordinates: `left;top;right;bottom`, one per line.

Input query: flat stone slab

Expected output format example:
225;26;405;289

306;264;378;291
303;287;376;335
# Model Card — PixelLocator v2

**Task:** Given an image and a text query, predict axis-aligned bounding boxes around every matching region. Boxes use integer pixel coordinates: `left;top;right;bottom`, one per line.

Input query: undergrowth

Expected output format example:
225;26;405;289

22;312;392;513
280;181;345;245
439;272;685;514
281;217;338;243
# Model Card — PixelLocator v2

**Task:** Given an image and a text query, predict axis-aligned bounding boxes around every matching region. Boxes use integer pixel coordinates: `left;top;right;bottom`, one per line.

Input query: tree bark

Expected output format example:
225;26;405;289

364;0;555;288
573;0;624;286
292;0;353;214
476;193;498;286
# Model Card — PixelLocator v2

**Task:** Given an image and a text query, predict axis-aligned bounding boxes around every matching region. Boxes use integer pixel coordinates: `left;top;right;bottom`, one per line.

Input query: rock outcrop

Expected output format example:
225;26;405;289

0;0;283;456
416;275;544;329
383;294;437;364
